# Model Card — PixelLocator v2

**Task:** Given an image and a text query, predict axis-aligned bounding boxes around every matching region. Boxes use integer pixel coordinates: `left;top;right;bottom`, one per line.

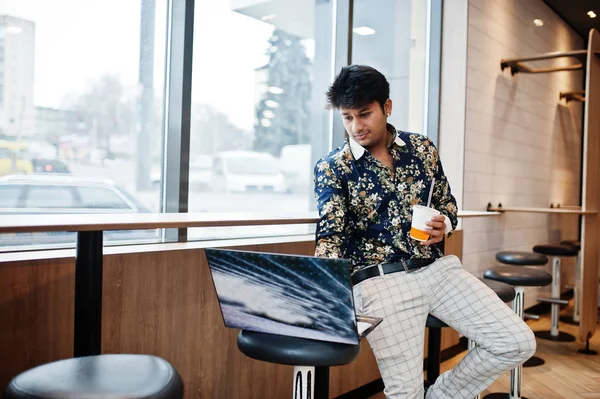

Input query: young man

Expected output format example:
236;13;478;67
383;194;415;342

313;65;535;399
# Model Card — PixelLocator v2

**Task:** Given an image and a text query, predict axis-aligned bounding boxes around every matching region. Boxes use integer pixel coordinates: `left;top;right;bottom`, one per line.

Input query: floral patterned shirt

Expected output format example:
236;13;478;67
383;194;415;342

313;125;458;274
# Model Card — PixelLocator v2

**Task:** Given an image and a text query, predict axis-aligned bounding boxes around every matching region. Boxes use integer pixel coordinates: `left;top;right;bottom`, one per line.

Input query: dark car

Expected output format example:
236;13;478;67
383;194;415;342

0;174;158;249
31;158;71;174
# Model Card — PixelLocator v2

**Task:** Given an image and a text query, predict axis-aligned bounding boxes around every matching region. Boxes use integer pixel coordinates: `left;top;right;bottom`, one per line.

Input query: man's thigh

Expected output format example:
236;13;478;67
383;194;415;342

427;256;530;347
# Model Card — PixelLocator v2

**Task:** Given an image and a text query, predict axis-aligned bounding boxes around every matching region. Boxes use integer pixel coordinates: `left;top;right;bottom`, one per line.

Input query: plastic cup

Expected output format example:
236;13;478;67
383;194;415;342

410;205;441;241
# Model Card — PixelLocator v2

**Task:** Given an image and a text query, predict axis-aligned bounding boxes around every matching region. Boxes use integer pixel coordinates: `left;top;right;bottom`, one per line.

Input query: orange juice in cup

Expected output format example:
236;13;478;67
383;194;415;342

410;205;441;241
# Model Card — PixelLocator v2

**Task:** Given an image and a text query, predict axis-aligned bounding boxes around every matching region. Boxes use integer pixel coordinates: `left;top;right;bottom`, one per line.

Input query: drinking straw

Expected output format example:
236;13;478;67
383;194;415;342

426;177;435;207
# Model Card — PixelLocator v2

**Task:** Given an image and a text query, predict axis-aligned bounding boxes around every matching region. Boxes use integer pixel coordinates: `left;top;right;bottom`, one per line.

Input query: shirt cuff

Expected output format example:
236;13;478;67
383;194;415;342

443;215;453;236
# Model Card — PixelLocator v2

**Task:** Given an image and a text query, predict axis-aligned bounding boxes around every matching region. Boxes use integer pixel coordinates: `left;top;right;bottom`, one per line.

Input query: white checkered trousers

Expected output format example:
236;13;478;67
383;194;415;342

352;255;536;399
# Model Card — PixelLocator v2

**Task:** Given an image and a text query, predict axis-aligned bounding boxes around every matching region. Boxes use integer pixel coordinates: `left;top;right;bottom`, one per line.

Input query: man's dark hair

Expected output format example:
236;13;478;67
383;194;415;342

326;65;390;111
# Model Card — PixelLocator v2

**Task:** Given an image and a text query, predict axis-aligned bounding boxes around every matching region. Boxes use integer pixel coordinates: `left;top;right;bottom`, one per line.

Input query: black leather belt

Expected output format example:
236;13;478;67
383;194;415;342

351;258;436;285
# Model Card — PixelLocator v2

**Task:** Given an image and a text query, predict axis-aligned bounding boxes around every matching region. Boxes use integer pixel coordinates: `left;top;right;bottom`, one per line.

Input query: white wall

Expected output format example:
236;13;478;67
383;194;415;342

439;0;468;225
453;0;584;307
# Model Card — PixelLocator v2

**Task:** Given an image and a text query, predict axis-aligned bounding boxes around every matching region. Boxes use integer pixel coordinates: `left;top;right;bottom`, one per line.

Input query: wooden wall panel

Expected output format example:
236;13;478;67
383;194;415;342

444;230;463;261
101;241;382;398
580;29;600;343
0;259;74;391
102;244;296;399
329;340;380;397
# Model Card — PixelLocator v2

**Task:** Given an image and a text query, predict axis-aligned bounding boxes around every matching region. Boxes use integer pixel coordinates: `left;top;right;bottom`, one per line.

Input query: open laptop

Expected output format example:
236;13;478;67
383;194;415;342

204;248;382;345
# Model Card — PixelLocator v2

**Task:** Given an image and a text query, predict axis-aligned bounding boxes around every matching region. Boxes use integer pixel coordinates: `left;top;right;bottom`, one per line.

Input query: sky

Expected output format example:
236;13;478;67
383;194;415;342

0;0;313;131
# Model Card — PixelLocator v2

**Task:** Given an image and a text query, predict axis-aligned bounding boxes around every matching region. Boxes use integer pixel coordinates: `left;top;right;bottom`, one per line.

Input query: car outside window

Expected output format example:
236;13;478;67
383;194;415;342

0;185;22;207
24;185;77;208
77;186;131;210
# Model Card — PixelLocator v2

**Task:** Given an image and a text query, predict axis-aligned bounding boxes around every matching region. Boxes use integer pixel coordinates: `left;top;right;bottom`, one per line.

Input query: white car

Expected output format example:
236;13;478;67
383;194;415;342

0;174;157;248
210;151;287;193
280;144;312;193
151;155;212;190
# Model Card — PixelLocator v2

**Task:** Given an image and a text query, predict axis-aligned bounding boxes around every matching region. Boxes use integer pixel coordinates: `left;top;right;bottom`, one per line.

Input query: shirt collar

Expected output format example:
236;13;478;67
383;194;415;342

348;124;406;160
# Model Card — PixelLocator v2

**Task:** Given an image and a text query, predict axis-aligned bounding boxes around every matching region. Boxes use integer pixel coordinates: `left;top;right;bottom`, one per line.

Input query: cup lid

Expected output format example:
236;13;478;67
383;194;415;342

412;204;440;214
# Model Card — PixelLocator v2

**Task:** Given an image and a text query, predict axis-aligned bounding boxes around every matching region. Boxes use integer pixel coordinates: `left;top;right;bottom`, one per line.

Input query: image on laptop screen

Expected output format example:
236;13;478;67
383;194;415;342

205;248;359;345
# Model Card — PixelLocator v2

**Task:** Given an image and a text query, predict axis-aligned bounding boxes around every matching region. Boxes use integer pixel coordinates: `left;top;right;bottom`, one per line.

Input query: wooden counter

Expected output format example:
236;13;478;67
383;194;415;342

0;210;498;233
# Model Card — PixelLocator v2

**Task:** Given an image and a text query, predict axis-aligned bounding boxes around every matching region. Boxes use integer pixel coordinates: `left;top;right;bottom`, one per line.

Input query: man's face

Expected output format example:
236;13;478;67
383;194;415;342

340;99;392;150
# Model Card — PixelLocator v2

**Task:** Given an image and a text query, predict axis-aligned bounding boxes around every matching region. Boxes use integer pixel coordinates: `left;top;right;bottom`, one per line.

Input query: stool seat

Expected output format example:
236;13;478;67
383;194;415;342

4;355;183;399
237;330;360;367
560;240;581;251
533;244;578;257
484;266;552;287
482;278;516;302
426;315;447;328
496;251;548;266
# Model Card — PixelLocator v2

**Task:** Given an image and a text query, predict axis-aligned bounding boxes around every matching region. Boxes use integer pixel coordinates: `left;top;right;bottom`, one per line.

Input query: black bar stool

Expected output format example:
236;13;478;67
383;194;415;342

237;330;360;399
4;354;184;399
425;314;446;383
483;265;552;399
532;244;578;342
495;251;548;267
495;250;548;368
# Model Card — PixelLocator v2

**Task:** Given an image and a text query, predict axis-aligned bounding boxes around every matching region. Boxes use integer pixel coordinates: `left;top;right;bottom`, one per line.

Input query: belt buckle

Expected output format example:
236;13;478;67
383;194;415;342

377;263;385;277
401;259;415;273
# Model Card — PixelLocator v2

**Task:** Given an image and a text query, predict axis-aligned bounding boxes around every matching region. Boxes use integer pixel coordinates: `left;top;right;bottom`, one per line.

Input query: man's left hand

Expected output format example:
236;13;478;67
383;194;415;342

420;215;446;246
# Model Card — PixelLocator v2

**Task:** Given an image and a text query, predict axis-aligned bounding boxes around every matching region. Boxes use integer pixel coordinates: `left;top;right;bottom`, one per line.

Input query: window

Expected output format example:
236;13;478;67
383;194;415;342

351;0;438;137
0;0;169;250
0;0;442;250
187;0;333;240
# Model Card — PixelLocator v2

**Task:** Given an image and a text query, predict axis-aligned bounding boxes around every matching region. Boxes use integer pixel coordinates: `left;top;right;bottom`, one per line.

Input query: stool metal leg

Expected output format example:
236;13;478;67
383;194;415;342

293;366;315;399
484;287;529;399
427;327;442;383
550;256;560;336
535;257;576;342
561;251;582;325
573;252;581;322
314;367;329;399
511;287;525;399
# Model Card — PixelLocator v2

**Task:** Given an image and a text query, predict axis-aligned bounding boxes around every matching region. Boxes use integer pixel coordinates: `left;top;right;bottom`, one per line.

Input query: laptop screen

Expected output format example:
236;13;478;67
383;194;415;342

205;248;359;345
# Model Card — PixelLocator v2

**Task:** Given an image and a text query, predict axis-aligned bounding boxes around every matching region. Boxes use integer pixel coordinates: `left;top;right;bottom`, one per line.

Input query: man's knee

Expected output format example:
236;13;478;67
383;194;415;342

517;327;536;360
503;325;536;364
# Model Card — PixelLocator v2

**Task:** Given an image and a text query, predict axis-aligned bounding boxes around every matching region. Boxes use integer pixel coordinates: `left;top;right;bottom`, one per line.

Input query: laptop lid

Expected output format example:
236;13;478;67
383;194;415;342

205;248;360;345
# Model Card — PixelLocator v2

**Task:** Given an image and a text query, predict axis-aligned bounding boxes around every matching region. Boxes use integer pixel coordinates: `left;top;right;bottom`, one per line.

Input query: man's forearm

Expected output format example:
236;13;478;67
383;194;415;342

315;235;345;258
